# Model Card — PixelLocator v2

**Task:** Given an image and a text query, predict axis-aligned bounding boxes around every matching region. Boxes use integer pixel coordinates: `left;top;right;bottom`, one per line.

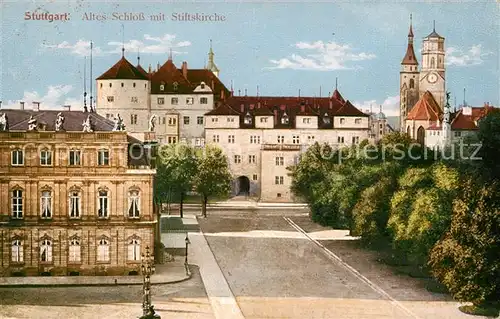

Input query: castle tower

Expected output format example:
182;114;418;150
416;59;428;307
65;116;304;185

400;14;420;132
419;21;446;110
206;39;220;77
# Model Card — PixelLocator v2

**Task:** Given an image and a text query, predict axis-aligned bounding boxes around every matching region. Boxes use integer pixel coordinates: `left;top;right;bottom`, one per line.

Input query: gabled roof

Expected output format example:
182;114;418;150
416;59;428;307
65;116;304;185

332;89;345;104
406;91;442;121
205;102;240;116
186;69;229;99
1;110;114;131
337;100;369;117
96;56;149;80
150;59;192;94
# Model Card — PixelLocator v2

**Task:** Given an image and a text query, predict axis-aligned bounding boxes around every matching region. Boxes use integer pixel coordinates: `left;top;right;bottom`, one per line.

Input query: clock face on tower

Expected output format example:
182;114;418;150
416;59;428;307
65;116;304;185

428;73;438;84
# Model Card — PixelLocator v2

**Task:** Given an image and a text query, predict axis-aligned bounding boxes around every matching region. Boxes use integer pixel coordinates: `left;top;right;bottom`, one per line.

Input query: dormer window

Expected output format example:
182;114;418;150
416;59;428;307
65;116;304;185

160;83;165;91
244;112;252;124
173;82;178;91
281;113;289;125
323;113;331;124
201;82;206;89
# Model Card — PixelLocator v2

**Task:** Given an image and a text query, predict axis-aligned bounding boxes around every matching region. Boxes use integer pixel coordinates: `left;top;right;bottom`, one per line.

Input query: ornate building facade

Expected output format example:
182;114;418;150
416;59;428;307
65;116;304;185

204;90;370;202
0;107;156;276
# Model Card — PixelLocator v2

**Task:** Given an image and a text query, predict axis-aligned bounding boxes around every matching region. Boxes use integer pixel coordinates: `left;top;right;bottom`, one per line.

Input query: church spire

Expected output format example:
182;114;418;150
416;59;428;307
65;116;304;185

206;39;220;77
401;14;418;65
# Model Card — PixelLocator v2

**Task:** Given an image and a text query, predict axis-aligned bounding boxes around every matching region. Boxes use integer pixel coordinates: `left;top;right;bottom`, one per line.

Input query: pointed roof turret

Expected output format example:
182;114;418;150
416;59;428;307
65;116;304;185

402;14;419;65
425;20;444;39
97;56;148;80
206;39;220;74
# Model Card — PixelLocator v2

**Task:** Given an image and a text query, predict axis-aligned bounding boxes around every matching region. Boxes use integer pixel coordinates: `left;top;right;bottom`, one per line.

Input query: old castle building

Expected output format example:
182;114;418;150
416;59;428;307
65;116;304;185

204;91;370;202
0;106;156;276
96;45;229;145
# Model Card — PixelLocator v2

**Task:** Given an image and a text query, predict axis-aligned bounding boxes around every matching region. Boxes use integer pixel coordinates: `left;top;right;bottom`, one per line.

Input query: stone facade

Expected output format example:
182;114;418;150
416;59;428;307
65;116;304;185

0;110;156;276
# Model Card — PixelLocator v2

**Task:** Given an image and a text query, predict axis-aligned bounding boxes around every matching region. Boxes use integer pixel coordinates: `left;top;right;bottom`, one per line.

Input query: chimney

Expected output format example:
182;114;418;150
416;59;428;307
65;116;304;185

181;61;188;78
301;104;305;113
462;104;472;116
244;89;247;96
63;105;71;111
33;101;40;111
274;109;278;123
257;102;261;108
211;80;215;90
20;101;25;110
329;100;333;109
221;89;225;100
240;104;244;112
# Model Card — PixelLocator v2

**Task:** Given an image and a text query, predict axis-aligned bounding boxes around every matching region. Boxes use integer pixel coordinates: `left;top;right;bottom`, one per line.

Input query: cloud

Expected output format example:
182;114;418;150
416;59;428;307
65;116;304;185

446;44;492;67
2;85;82;110
267;40;376;71
353;95;400;117
42;34;191;57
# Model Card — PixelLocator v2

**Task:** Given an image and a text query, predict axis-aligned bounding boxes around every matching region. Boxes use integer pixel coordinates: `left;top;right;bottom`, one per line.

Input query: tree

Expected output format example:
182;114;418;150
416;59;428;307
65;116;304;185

193;145;232;217
477;109;500;180
429;178;500;315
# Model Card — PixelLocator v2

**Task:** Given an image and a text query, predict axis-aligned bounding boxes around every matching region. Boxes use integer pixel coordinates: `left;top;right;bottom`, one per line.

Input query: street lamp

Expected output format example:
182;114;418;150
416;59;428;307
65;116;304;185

139;246;160;319
185;233;191;276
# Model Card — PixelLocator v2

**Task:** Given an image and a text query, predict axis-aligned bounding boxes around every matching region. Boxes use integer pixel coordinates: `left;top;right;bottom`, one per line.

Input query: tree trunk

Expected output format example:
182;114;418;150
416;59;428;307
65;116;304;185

180;191;184;218
202;194;208;218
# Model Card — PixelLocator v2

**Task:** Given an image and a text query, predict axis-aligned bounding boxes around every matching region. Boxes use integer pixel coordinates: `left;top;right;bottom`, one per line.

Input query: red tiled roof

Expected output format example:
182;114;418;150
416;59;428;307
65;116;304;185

205;102;240;116
186;69;229;100
407;91;442;121
401;42;418;65
337;100;368;116
332;89;345;104
96;57;149;80
136;64;149;78
150;59;193;94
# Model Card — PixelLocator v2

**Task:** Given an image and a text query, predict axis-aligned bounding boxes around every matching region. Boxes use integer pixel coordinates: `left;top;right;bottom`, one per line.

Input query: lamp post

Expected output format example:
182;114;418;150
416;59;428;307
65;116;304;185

184;233;191;276
139;246;160;319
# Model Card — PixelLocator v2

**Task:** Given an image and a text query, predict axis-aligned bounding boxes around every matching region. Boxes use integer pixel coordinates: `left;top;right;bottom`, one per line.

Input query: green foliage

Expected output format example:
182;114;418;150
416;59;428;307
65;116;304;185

429;178;500;306
477;109;500;179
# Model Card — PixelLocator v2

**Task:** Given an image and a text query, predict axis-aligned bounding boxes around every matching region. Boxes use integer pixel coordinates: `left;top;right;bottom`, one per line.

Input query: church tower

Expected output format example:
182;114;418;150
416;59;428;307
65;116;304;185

400;15;420;132
206;39;220;78
419;21;446;110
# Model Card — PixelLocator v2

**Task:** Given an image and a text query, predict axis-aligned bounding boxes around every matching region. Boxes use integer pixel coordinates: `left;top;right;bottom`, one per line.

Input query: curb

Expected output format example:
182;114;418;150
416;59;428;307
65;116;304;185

0;265;193;288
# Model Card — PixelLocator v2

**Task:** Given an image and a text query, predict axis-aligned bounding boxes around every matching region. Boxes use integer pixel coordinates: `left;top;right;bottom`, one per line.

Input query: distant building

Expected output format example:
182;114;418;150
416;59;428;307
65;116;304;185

204;90;370;202
0;106;156;276
364;106;393;141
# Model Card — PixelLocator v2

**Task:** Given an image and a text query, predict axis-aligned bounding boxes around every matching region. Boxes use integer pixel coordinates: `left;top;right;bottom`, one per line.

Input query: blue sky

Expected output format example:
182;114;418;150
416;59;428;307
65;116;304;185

1;0;498;116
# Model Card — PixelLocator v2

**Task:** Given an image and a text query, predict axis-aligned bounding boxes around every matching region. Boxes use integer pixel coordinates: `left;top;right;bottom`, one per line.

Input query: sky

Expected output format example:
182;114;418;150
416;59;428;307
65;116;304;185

0;0;498;117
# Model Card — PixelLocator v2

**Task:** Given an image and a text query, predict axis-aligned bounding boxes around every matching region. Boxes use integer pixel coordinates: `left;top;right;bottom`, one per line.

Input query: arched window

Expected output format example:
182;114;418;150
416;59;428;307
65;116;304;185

98;189;109;218
40;239;52;262
97;238;110;262
69;189;81;218
417;126;425;145
430;57;435;69
281;113;289;124
40;189;52;219
409;78;415;89
12;189;23;219
128;190;140;218
69;238;81;263
128;238;141;261
11;240;23;263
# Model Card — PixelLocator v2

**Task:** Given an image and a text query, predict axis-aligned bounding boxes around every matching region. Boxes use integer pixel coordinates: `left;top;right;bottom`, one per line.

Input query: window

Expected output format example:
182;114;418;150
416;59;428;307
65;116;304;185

277;193;282;198
69;239;81;263
98;149;109;166
128;238;141;261
107;96;114;102
409;78;415;89
128;190;140;218
352;136;360;144
281;115;289;124
228;135;235;143
40;239;52;263
69;150;81;166
11;240;23;263
323;115;331;124
227;117;234;123
212;135;219;143
340;118;346;124
131;97;138;103
11;149;24;166
162;117;166;125
430;57;435;69
40;190;52;219
252;174;258;181
379;123;383;129
157;97;165;105
69;190;81;218
98;190;109;218
260;117;268;123
109;83;112;88
211;117;218;123
275;156;284;166
200;97;208;104
133;83;136;88
171;97;179;105
303;118;311;124
292;135;300;144
40;149;52;166
12;189;23;219
277;135;284;144
167;136;177;144
250;136;261;144
168;117;177;125
338;136;345;143
197;116;204;125
173;82;178;91
454;131;462;137
355;118;361;124
121;83;124;87
160;84;165;91
201;83;205;89
100;83;103;88
97;238;110;262
248;155;256;164
275;176;284;185
186;97;194;105
130;114;138;125
244;115;252;124
183;116;190;125
234;155;241;164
